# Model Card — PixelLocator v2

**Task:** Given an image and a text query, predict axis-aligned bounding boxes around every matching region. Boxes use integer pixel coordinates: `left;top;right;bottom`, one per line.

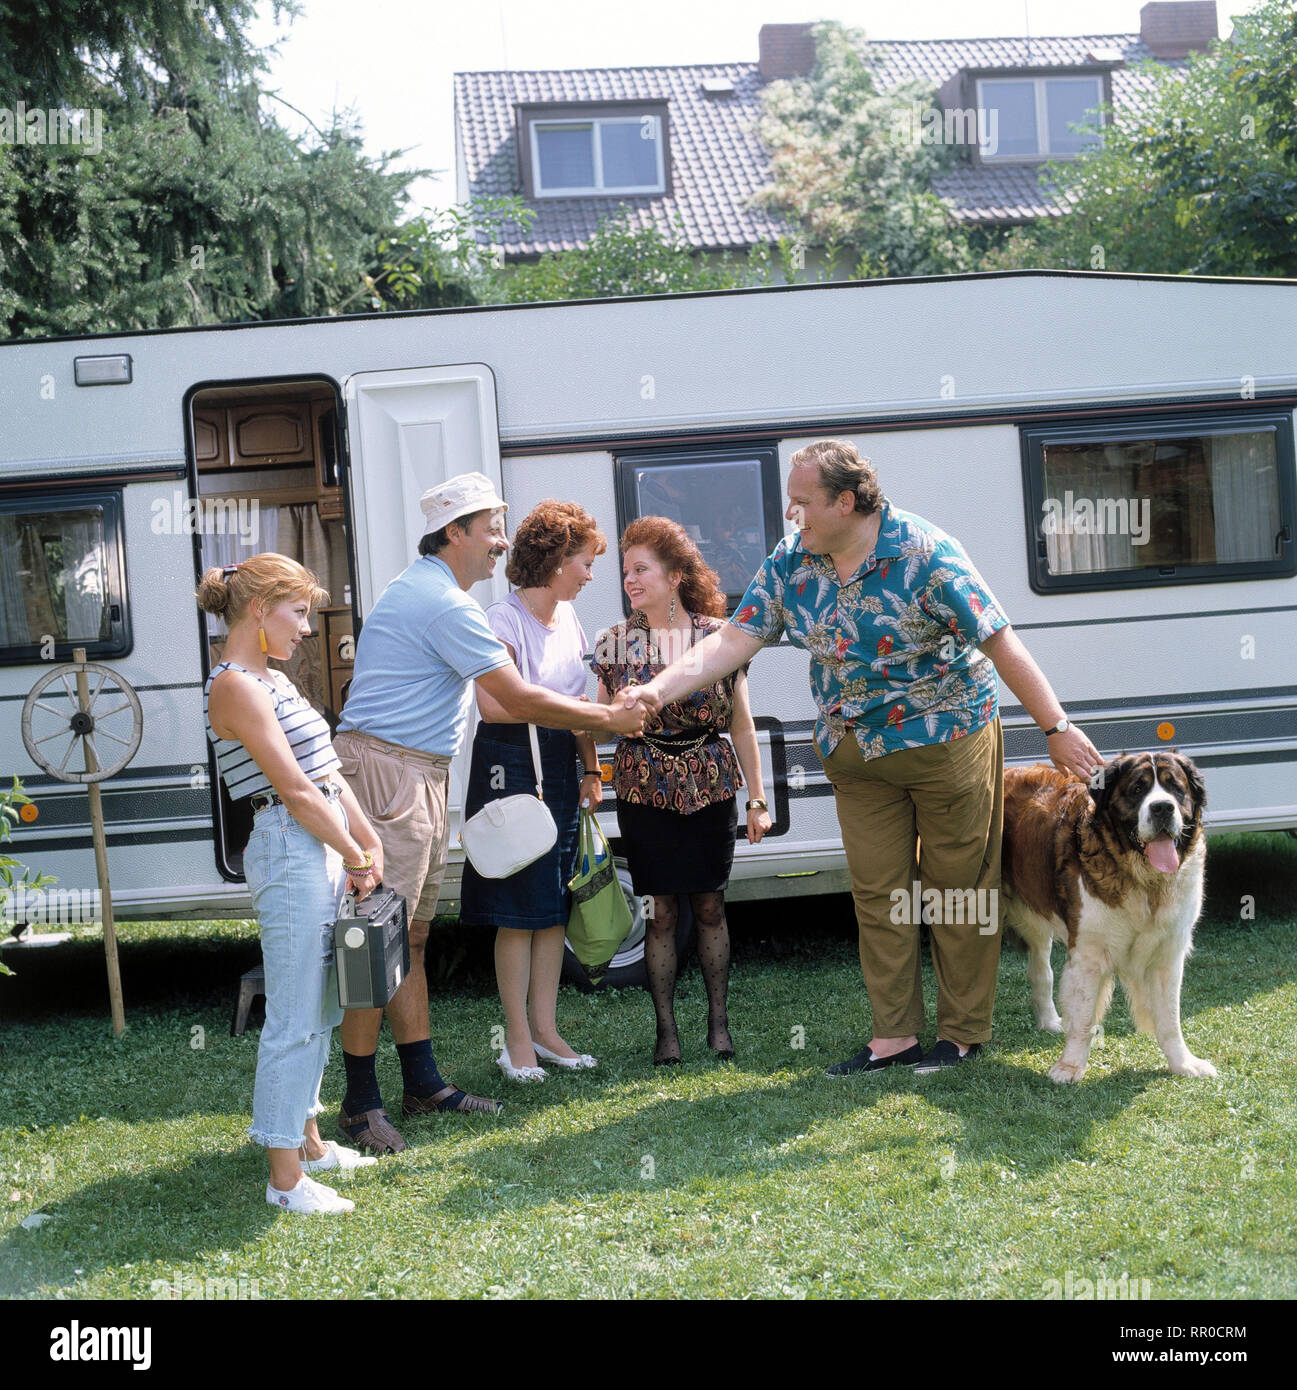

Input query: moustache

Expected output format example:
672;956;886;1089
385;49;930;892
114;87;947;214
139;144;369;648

487;547;507;559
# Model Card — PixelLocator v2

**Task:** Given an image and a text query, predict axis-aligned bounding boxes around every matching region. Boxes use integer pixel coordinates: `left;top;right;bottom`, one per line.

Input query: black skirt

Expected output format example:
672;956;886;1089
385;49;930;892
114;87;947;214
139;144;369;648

459;723;582;930
615;795;738;896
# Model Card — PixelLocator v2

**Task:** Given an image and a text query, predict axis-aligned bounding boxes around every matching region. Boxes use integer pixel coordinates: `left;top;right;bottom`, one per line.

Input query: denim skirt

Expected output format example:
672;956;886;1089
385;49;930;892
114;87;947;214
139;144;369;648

458;723;582;930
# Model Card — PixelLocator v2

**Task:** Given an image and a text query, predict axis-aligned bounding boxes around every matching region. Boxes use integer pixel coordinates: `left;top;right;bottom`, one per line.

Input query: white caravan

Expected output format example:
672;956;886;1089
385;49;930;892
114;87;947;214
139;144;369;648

2;271;1294;925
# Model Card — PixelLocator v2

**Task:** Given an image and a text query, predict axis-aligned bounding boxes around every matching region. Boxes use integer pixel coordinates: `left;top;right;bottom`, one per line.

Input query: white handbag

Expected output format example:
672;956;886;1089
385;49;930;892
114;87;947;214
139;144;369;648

458;629;559;879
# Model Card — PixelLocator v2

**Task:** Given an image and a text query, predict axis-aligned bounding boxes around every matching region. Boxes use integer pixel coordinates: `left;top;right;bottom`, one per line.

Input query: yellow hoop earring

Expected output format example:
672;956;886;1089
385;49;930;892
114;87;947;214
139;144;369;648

258;627;268;653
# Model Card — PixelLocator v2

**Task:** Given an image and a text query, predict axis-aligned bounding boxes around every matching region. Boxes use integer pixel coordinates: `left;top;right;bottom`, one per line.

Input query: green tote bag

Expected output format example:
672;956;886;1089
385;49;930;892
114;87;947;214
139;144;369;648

566;809;633;983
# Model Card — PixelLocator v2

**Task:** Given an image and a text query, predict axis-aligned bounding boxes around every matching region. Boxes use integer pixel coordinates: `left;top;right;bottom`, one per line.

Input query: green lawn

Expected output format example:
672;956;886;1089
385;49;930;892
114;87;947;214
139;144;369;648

1;833;1294;1300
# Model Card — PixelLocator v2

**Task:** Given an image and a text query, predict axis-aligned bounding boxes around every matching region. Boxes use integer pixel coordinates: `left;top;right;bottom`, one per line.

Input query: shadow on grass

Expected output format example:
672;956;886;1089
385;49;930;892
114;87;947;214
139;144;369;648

0;1145;283;1297
389;1055;1172;1227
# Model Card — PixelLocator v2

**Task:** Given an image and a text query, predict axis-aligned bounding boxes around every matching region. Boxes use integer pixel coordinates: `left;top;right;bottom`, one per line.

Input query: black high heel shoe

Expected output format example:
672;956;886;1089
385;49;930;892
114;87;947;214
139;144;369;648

654;1025;682;1066
707;1018;735;1062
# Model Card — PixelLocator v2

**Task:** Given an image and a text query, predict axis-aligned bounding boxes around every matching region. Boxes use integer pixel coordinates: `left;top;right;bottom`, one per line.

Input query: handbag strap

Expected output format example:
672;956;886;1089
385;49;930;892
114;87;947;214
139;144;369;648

512;607;545;800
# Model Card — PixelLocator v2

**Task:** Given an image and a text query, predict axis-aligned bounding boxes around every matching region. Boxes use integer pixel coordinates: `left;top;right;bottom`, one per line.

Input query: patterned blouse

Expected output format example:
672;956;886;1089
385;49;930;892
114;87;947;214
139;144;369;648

590;610;745;814
730;498;1009;763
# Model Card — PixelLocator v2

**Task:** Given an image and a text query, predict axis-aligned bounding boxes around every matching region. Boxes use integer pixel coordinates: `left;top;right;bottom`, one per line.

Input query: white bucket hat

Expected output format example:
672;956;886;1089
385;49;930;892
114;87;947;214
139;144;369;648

419;472;508;537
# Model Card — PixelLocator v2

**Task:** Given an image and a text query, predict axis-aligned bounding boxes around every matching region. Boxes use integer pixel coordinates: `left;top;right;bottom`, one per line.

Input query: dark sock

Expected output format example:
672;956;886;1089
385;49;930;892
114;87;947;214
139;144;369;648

396;1039;447;1097
341;1049;383;1119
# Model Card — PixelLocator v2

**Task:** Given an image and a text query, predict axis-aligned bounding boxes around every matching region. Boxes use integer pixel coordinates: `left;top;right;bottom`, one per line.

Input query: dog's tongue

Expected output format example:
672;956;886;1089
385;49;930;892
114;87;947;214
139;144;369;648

1145;836;1180;873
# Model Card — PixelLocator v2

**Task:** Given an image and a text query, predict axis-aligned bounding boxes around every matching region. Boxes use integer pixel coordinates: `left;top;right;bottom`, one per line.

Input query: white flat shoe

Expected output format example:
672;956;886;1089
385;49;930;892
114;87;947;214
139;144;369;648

300;1141;378;1173
533;1042;597;1070
496;1046;547;1082
266;1175;354;1214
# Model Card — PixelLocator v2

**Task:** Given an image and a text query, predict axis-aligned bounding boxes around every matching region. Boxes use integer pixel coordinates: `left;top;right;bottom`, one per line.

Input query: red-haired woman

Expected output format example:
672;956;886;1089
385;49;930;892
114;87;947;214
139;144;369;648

591;518;772;1065
460;501;608;1081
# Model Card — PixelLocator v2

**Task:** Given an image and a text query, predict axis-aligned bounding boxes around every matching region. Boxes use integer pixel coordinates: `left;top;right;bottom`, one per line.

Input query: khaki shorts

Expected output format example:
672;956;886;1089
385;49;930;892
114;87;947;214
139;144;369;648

333;729;452;923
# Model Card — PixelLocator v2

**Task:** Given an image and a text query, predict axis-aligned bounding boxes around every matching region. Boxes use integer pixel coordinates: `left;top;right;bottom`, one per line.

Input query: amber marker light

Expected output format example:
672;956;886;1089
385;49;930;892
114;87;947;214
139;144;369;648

1156;722;1176;742
19;803;38;822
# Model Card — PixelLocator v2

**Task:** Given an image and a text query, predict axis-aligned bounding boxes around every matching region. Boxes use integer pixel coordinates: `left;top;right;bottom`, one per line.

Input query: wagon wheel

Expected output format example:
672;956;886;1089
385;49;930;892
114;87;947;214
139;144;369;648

21;661;143;784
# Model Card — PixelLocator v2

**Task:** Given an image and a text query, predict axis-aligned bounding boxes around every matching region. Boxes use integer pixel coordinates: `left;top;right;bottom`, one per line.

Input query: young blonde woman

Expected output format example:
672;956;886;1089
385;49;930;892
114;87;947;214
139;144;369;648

198;554;385;1214
591;517;772;1065
459;501;606;1081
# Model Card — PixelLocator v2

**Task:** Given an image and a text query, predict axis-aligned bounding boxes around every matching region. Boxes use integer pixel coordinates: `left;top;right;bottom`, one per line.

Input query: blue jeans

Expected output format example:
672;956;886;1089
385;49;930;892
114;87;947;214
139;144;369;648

242;801;347;1148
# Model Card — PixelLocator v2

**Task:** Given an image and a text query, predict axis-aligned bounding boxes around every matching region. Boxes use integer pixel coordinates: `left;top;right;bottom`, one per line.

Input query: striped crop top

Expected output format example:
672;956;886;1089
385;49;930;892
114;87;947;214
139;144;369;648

203;660;341;800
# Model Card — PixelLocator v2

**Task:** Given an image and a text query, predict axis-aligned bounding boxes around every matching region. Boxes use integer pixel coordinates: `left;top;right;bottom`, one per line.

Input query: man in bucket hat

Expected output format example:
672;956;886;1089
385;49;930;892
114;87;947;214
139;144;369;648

333;472;645;1152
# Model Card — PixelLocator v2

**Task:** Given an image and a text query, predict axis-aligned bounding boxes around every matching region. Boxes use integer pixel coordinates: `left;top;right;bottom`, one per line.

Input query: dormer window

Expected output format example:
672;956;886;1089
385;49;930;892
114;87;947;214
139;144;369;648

975;75;1104;161
517;101;671;198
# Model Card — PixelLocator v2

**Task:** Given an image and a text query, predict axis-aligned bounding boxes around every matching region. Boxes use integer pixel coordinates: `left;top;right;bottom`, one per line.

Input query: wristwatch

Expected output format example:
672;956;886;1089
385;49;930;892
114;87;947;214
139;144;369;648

1042;717;1070;737
746;798;768;811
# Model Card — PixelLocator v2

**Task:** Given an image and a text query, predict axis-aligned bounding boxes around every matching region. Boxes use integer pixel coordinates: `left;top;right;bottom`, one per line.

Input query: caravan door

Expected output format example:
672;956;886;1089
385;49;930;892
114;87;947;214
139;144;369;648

343;364;507;869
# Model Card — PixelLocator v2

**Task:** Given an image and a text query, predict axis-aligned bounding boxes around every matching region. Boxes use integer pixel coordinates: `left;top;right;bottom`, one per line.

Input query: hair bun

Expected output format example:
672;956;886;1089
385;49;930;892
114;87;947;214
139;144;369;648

195;567;231;616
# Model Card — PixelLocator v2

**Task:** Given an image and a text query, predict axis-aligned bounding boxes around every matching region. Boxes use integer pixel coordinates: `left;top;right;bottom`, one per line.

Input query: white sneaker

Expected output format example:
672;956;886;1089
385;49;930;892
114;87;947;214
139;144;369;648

300;1141;378;1173
266;1175;355;1214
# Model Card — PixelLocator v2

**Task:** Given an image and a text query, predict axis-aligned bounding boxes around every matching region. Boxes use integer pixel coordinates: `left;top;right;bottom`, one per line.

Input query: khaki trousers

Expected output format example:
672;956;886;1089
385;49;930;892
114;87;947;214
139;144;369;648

819;718;1004;1046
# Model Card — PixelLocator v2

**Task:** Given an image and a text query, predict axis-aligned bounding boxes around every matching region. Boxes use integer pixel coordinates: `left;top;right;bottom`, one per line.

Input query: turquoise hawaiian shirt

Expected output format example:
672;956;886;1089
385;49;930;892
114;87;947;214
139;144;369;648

730;498;1010;761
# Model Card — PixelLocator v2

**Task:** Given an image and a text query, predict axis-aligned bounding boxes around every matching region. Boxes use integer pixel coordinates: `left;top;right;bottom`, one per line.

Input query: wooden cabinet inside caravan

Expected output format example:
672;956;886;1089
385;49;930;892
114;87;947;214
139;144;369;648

319;606;353;725
227;402;314;467
312;399;343;520
192;408;228;470
194;395;343;523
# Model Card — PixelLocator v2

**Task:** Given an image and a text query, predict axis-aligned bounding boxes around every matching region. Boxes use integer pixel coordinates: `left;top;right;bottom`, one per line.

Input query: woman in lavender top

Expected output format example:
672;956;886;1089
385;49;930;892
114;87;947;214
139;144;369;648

459;501;607;1081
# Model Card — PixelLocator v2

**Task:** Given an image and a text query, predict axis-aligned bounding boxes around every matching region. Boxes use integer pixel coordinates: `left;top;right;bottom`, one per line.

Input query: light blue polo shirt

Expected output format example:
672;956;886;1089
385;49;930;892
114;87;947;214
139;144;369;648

338;555;512;757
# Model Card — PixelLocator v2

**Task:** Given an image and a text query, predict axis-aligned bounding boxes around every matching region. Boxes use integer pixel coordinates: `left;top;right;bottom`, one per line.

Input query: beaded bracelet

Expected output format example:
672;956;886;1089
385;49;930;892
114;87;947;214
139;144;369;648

342;849;375;874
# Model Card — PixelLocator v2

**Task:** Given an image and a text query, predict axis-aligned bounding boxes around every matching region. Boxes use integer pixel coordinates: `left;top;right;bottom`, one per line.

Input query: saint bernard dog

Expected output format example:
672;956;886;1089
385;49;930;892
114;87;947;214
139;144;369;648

1000;752;1214;1084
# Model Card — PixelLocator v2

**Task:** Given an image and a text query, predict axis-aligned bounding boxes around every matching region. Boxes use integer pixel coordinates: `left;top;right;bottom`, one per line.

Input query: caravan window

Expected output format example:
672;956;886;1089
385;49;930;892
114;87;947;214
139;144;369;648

0;490;130;663
1020;410;1297;593
614;446;784;612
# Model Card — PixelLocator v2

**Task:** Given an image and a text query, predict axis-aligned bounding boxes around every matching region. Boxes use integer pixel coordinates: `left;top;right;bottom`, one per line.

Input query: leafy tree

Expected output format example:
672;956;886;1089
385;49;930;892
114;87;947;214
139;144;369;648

755;20;973;279
368;199;535;311
0;1;490;336
488;212;749;303
981;0;1297;276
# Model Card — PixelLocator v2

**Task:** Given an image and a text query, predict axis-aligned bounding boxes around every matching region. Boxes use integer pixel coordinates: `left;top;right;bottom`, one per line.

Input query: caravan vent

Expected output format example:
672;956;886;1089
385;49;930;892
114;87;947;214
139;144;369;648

701;77;735;96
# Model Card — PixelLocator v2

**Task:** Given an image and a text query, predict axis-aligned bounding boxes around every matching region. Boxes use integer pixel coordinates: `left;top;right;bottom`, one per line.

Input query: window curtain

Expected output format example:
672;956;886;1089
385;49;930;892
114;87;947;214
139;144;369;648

0;515;31;646
1043;445;1137;574
59;515;105;641
199;505;279;637
1209;432;1280;564
268;505;348;714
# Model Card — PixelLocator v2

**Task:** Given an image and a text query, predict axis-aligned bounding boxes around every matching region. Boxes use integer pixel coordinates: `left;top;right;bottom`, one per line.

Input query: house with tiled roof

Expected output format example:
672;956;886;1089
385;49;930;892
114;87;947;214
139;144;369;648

454;2;1219;261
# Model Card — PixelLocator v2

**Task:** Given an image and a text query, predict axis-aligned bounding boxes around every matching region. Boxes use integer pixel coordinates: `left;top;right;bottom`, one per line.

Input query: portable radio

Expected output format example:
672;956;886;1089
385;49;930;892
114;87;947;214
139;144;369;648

333;884;410;1010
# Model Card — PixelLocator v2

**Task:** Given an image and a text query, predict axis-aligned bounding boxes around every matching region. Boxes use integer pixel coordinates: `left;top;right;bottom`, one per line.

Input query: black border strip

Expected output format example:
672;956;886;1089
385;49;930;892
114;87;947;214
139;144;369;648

499;389;1297;457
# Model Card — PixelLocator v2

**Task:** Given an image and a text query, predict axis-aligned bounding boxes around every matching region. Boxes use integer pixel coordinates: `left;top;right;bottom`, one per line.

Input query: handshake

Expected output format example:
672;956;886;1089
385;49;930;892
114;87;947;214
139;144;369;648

599;682;664;737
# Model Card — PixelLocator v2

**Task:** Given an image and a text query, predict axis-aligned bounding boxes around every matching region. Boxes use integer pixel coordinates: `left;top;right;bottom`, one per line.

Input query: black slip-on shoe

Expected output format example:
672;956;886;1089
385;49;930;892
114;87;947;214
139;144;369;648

913;1040;982;1074
825;1042;923;1077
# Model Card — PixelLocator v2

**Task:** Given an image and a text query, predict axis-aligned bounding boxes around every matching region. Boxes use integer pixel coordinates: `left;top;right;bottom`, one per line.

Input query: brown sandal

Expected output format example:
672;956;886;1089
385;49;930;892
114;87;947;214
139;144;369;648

337;1105;407;1154
403;1085;504;1117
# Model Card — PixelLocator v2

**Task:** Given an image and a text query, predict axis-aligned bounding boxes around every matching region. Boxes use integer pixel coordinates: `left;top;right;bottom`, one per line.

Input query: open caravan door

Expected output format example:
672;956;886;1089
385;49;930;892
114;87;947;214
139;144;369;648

344;364;507;881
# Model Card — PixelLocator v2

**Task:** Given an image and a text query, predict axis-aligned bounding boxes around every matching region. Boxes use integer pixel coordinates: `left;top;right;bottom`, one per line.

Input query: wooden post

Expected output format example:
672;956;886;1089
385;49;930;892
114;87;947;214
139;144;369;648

73;647;126;1038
